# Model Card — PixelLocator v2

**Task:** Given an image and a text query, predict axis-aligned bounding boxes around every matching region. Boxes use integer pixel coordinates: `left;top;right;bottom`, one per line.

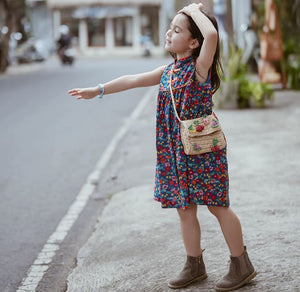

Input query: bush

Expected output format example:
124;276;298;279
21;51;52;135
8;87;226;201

217;43;274;109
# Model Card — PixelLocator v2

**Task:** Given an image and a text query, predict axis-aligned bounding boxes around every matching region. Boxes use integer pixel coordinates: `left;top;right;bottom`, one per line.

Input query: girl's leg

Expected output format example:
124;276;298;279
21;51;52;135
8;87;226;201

177;204;202;257
168;205;207;289
208;206;257;291
207;206;244;257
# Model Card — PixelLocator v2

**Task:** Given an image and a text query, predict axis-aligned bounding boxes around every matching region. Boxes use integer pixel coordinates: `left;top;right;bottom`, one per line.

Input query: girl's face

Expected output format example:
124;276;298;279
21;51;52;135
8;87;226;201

165;14;198;59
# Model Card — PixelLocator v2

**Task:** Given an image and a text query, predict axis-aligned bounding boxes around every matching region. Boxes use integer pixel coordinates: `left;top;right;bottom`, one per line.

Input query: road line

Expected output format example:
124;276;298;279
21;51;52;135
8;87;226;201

16;86;156;292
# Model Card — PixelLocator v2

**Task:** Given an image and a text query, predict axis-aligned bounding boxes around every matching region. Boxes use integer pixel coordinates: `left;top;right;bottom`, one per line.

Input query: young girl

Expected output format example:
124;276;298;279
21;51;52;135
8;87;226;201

68;3;256;291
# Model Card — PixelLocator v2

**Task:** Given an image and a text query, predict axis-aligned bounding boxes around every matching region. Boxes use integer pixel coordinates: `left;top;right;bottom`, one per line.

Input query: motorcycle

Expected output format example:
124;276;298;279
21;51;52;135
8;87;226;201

57;26;75;65
58;46;75;65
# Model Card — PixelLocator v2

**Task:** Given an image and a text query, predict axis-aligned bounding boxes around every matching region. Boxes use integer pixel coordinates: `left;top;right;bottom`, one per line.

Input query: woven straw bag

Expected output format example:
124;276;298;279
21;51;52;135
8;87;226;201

169;72;226;155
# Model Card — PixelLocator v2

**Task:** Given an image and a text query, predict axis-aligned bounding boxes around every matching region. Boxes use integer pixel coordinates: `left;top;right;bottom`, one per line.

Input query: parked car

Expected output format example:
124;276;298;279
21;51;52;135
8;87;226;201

15;38;49;64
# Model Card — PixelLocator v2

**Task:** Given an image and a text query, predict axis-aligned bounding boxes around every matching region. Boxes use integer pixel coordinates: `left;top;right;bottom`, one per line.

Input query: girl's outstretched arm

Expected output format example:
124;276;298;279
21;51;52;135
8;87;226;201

179;3;218;82
68;65;165;100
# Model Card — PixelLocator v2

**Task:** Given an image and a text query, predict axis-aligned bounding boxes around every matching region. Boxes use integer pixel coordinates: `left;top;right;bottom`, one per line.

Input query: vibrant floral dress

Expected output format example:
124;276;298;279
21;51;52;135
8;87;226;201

154;56;229;209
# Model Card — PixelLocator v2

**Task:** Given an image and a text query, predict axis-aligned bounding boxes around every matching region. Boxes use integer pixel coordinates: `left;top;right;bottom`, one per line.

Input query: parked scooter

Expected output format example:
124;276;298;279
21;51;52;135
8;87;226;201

57;25;75;65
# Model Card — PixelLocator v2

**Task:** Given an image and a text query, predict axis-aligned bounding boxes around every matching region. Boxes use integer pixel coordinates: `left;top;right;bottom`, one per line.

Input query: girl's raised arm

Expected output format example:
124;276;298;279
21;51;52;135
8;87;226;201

68;65;165;100
180;4;218;82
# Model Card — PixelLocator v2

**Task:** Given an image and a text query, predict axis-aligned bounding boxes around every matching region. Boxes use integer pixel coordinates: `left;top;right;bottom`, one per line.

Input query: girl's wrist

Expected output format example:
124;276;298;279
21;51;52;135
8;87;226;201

95;83;105;99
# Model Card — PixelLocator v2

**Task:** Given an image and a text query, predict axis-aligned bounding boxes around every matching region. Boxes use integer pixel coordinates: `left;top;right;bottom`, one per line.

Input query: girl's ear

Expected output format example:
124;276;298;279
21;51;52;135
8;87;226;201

189;38;200;50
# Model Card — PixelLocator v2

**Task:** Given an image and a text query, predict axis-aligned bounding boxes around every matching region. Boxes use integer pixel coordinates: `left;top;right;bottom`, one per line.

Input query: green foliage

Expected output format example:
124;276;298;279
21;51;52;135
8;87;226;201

219;43;274;109
238;78;274;108
277;1;300;90
286;54;300;90
282;38;300;90
224;44;247;81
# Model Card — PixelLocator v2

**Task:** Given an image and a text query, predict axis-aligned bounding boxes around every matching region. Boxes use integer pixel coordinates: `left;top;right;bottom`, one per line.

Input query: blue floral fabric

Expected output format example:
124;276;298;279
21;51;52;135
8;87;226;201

154;56;230;209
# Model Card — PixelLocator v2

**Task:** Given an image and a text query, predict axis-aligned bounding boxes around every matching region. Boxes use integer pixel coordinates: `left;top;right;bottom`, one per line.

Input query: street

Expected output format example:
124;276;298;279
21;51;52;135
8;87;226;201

0;55;167;292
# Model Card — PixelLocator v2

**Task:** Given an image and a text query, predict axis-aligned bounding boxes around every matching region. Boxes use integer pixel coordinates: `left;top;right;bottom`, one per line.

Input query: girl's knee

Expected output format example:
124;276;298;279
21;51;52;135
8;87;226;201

177;205;197;221
207;205;218;216
207;205;229;217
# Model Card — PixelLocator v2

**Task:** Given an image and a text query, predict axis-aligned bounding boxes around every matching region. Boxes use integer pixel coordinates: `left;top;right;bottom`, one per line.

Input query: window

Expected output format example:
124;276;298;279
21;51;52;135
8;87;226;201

113;17;133;47
87;18;105;46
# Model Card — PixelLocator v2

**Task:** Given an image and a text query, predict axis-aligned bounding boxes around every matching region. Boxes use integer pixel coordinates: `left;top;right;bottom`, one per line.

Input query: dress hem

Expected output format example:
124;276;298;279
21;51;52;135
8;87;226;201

154;197;230;210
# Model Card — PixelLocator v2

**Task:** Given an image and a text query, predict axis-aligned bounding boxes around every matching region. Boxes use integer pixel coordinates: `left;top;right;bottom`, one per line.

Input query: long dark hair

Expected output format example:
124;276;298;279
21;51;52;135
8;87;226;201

172;11;223;93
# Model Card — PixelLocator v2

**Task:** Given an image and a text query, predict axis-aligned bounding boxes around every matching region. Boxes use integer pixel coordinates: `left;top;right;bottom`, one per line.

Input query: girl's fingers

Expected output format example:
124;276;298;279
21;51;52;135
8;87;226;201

68;88;82;94
68;89;85;98
68;88;92;100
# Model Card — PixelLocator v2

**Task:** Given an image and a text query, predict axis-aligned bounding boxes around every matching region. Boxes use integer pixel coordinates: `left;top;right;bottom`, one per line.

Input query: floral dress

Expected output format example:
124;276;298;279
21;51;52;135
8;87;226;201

154;56;229;209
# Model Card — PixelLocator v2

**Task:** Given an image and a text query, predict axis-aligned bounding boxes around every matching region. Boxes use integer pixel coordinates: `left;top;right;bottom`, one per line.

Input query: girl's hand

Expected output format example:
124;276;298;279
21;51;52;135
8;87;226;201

178;3;203;16
68;86;99;100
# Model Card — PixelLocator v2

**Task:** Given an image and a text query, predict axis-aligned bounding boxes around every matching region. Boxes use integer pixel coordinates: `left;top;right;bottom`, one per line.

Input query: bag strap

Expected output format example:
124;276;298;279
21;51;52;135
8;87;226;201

169;66;214;123
169;67;183;123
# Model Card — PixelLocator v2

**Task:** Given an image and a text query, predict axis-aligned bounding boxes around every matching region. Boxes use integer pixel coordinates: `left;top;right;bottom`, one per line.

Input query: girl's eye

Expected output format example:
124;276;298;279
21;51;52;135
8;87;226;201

169;26;179;33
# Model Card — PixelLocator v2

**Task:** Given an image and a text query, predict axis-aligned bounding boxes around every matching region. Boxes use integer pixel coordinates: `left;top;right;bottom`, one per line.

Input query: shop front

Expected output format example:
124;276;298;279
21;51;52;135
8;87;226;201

48;0;174;56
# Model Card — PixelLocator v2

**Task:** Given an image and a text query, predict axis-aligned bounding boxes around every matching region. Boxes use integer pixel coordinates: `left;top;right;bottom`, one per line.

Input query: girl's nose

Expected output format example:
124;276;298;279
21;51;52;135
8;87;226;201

166;29;171;37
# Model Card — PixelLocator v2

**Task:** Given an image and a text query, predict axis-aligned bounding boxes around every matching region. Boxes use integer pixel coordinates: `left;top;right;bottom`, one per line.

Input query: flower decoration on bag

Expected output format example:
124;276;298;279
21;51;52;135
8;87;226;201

203;117;210;125
193;143;201;151
188;124;196;133
211;118;219;128
188;120;206;133
211;138;220;152
196;125;204;132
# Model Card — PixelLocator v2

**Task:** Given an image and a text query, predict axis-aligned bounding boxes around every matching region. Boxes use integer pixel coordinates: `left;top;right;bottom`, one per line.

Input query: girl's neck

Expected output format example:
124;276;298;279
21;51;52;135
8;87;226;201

176;52;193;60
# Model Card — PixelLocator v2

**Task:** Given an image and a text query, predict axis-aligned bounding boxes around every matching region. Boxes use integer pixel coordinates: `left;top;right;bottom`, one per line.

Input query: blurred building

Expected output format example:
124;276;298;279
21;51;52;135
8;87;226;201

24;0;252;57
214;0;252;56
47;0;175;56
26;0;54;50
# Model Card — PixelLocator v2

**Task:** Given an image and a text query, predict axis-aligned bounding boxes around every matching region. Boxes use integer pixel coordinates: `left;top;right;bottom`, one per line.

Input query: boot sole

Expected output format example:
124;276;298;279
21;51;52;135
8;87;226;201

215;270;257;291
168;273;208;289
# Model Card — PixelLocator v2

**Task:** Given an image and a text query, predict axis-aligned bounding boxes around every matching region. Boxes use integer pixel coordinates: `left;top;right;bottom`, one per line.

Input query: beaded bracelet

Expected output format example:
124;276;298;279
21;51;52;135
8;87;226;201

96;83;105;99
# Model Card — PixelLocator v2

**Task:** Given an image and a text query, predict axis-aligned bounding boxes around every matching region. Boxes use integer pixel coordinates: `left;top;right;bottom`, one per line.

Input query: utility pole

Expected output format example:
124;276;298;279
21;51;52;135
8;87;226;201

226;0;234;46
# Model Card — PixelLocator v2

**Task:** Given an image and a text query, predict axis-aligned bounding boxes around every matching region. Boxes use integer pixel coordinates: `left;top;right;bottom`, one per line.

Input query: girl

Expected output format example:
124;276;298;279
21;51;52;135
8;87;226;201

68;3;256;291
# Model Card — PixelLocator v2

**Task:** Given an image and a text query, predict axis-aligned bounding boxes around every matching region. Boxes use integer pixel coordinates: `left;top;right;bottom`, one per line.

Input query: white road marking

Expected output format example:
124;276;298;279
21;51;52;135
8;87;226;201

16;86;156;292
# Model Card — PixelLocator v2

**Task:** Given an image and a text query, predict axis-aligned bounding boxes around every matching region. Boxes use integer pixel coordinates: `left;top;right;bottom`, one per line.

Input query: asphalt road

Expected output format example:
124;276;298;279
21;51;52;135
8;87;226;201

0;55;168;292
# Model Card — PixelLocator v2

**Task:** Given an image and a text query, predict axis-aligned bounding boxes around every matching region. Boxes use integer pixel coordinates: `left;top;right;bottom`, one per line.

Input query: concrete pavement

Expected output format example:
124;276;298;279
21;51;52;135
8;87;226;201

66;90;300;292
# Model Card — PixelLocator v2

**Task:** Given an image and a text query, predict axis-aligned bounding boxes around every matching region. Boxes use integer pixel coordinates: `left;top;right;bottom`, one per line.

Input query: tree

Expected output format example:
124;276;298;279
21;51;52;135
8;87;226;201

0;0;27;73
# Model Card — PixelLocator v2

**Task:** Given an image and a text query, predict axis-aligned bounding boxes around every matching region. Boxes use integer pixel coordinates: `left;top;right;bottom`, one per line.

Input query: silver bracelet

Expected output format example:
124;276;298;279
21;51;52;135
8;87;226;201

96;83;105;99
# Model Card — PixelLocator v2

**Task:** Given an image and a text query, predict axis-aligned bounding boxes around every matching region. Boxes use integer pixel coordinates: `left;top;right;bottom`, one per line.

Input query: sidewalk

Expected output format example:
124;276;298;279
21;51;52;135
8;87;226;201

0;56;60;79
66;90;300;292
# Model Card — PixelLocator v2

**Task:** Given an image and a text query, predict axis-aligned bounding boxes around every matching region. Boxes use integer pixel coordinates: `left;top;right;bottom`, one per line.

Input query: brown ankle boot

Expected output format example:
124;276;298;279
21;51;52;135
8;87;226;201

168;253;207;289
215;246;257;291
